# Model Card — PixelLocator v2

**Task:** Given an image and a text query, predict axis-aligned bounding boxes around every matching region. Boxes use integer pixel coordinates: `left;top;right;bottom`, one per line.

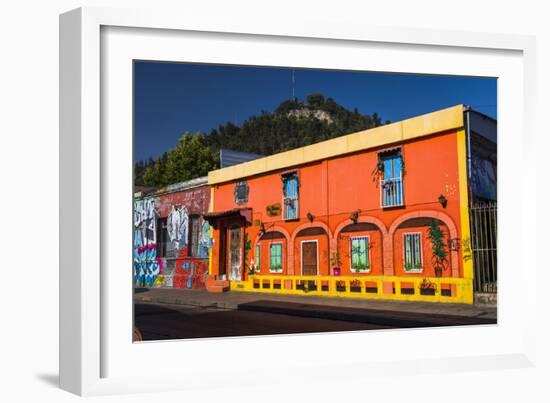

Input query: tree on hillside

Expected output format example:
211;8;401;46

142;154;167;187
306;93;325;108
162;132;217;184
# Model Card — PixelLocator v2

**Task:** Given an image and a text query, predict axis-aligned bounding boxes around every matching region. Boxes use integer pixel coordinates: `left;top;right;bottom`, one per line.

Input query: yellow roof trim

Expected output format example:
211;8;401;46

208;104;464;185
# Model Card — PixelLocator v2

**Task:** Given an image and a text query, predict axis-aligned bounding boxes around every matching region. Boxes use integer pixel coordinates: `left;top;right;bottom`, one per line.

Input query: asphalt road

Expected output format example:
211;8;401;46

134;302;392;341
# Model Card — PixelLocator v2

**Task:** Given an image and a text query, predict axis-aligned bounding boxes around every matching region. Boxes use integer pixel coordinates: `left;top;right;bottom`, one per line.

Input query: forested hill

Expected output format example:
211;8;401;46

135;93;389;188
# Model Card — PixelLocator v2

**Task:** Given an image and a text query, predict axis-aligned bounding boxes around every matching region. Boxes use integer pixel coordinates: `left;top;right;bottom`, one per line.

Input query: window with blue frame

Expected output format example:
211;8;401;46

282;172;299;220
380;151;404;207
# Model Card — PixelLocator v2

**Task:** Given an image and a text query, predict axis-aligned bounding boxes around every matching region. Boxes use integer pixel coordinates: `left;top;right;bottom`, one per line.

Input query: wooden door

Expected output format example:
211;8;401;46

228;226;242;281
302;241;318;276
218;225;227;277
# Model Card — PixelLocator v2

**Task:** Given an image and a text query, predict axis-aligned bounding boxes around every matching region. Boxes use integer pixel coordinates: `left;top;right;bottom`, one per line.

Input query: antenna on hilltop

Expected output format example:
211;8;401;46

292;69;295;100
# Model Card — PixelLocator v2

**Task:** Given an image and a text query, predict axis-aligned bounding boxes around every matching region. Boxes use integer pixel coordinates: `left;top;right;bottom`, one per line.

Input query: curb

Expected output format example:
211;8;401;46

237;300;496;328
135;295;237;309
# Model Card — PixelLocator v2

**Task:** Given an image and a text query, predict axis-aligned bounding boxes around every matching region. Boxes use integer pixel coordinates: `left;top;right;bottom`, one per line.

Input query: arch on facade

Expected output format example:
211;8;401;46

388;210;459;277
289;222;333;275
333;216;392;275
290;221;333;246
255;226;291;246
255;226;292;275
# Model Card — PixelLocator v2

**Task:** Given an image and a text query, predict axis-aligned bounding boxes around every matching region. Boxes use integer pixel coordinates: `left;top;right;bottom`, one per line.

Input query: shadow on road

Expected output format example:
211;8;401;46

134;302;390;341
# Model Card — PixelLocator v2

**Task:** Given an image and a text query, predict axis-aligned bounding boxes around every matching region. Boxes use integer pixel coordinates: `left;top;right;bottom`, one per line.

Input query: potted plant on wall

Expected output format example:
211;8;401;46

336;280;346;292
352;262;370;273
419;278;437;296
350;279;362;292
330;251;342;276
428;220;448;277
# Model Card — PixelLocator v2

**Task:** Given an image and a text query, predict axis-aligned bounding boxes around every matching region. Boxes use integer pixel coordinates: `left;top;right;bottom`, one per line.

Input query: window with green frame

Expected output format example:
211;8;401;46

404;233;422;271
255;244;261;272
269;243;283;272
350;237;370;272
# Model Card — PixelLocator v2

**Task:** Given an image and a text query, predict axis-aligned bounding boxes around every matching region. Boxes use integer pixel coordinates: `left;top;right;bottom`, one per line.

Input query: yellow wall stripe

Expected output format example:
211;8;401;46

208;105;464;185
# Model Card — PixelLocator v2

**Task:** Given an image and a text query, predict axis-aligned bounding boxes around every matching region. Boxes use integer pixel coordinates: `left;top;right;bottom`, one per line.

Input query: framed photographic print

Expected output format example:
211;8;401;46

60;6;536;397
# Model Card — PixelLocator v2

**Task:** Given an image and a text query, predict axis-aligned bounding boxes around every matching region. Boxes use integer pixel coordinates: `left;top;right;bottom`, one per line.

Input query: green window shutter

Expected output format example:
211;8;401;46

255;244;260;271
270;244;282;271
413;234;421;266
351;237;369;271
351;239;358;267
404;233;422;271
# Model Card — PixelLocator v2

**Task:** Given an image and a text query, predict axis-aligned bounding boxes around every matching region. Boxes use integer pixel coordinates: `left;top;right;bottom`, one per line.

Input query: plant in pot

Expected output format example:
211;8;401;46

419;278;436;296
336;280;346;292
248;259;257;276
330;251;342;276
352;262;370;273
350;279;362;292
428;220;448;277
270;264;282;272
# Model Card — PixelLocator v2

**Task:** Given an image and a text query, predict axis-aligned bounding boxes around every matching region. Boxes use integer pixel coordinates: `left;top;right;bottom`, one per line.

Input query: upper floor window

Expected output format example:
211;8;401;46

380;150;404;208
234;180;249;205
282;172;299;220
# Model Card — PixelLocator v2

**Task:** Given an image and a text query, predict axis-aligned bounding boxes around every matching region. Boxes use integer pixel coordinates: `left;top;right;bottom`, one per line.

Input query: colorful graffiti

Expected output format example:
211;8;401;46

167;204;189;249
133;184;212;289
198;220;213;258
133;197;160;287
173;247;209;289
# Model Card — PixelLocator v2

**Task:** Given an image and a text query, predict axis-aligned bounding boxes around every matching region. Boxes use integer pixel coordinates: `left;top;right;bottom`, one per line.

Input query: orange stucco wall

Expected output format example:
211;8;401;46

210;129;465;280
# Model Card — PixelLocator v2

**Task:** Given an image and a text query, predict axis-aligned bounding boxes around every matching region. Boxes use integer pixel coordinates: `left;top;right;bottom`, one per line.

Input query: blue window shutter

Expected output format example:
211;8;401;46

384;157;393;179
283;175;298;219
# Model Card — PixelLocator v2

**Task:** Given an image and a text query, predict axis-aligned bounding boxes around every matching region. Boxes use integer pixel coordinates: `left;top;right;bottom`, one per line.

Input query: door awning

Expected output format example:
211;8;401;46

203;208;252;228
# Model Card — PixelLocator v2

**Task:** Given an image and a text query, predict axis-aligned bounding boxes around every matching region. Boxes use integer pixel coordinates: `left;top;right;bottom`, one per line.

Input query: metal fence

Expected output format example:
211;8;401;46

469;201;497;293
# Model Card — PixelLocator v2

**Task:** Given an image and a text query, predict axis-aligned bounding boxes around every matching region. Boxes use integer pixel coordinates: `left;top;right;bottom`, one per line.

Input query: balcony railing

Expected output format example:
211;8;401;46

380;177;404;208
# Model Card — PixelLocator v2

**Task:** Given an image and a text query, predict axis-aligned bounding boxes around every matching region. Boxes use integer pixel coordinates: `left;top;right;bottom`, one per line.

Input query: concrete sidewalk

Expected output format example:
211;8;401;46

134;287;497;324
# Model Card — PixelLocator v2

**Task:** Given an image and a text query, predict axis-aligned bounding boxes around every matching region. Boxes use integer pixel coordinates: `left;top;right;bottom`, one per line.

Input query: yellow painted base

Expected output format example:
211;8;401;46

230;275;474;304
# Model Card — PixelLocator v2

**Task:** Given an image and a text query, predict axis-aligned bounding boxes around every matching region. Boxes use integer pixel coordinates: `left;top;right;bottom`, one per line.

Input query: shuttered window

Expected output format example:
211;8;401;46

282;172;299;220
270;243;283;272
255;244;261;272
404;233;422;271
350;237;370;272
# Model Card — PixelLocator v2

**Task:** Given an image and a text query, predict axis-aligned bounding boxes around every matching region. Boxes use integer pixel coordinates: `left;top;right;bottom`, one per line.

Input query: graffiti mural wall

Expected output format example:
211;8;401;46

133;179;212;289
133;197;161;287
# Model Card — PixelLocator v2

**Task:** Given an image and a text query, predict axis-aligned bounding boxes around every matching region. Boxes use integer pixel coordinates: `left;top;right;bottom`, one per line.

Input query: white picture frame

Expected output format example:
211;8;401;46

60;6;537;397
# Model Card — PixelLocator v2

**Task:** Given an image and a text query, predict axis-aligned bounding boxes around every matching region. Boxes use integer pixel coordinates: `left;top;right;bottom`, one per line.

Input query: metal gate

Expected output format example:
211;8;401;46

469;201;497;293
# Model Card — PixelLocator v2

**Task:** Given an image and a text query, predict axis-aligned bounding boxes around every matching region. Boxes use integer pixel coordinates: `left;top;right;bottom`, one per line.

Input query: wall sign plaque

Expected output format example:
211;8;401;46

266;203;281;216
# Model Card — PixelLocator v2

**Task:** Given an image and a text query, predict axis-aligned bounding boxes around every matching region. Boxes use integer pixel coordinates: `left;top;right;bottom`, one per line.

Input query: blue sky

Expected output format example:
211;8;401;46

134;61;496;161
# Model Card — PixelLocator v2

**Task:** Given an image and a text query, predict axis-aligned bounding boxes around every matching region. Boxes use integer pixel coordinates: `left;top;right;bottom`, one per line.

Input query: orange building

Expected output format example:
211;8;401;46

203;105;496;304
